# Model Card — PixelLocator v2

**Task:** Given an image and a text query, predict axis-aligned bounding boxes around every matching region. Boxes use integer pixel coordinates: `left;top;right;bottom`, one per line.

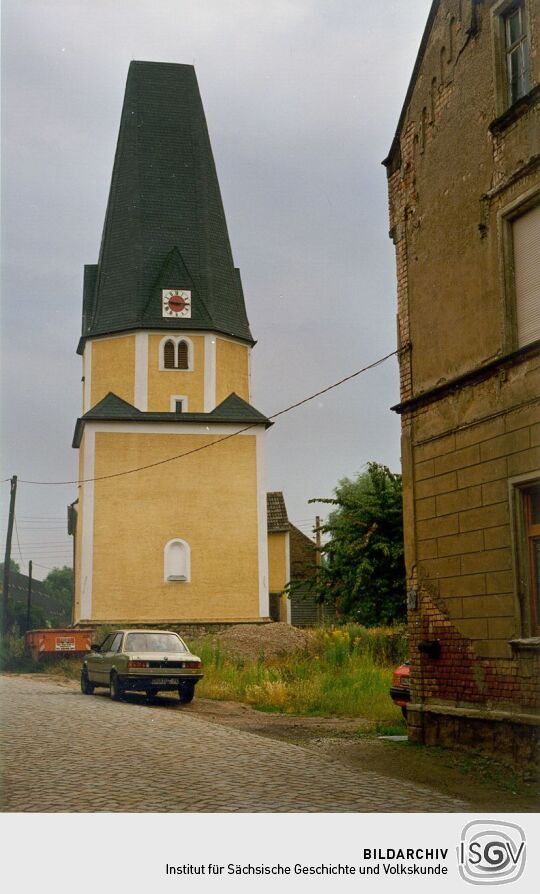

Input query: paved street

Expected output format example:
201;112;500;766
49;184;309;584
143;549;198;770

0;675;468;812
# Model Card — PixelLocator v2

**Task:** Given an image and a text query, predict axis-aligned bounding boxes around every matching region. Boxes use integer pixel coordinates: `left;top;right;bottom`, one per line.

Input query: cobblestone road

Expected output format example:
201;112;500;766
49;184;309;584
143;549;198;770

0;675;468;812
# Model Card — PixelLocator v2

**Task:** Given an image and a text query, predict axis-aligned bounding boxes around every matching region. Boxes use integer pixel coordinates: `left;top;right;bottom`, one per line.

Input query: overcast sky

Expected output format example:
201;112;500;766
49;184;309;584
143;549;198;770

1;0;431;578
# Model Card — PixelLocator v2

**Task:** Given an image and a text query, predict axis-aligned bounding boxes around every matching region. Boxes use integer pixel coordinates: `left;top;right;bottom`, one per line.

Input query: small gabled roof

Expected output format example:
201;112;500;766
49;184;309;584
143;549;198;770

80;61;253;351
82;393;143;419
211;392;268;423
267;492;289;533
72;392;271;447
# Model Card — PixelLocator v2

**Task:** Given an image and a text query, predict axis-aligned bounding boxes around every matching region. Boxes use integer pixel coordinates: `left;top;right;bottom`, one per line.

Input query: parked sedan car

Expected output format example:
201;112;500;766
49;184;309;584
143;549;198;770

81;629;203;703
389;662;410;718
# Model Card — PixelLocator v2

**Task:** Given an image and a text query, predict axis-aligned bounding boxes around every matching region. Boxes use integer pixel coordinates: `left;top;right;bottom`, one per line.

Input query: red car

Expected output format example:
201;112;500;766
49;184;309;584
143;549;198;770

389;662;410;717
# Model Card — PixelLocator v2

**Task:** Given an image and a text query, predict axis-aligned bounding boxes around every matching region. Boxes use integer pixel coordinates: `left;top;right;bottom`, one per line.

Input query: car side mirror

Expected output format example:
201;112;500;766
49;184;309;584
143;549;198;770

91;644;101;652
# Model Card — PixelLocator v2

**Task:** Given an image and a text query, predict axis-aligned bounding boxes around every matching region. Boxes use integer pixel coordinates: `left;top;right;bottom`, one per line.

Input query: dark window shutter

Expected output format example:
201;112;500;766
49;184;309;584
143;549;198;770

164;340;175;368
177;341;189;369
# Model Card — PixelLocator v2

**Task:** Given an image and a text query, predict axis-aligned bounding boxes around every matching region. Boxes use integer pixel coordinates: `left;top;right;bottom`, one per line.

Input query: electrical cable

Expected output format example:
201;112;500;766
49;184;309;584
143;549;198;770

13;514;25;565
8;348;398;487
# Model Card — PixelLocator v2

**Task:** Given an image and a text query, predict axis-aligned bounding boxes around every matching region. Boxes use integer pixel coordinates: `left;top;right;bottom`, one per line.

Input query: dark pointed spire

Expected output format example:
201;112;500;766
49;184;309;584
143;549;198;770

80;61;253;349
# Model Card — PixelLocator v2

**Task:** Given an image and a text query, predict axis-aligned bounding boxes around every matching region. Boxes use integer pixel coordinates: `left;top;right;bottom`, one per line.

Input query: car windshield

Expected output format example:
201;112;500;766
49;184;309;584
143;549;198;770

124;633;188;653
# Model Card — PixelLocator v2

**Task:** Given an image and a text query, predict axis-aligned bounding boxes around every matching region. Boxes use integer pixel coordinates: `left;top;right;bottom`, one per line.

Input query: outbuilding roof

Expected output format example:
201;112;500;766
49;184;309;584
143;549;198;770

266;492;289;532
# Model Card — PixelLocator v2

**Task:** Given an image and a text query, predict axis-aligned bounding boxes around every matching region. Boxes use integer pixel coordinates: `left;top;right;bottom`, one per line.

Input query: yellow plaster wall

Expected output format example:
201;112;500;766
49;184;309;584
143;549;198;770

268;531;290;622
216;339;250;405
90;336;135;407
147;335;205;412
73;445;85;623
89;430;261;621
268;532;288;594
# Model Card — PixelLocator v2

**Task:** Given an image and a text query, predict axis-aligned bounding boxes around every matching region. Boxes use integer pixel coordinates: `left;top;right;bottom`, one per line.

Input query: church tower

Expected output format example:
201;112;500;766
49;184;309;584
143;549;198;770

72;62;270;625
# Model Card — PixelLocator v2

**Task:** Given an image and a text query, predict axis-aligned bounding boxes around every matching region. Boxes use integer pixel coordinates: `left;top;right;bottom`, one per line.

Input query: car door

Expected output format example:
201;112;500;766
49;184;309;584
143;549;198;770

88;633;115;683
100;632;124;681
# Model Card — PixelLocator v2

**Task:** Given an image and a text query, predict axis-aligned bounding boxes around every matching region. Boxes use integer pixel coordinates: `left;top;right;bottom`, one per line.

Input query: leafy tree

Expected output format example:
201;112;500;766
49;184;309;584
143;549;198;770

43;566;73;617
307;463;406;626
0;560;21;575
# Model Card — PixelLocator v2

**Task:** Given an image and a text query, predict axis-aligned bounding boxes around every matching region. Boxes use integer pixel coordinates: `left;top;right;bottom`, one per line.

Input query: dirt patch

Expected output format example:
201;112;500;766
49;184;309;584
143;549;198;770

210;622;312;659
184;698;539;812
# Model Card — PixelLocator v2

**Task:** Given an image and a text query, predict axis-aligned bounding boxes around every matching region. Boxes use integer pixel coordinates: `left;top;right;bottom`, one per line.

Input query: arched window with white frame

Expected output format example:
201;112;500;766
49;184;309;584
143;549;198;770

164;538;191;581
159;336;194;371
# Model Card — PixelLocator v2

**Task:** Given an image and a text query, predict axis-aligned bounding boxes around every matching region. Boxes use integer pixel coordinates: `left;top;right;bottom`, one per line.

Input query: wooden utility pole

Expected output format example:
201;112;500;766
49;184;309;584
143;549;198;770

2;475;18;637
26;560;33;632
315;515;324;624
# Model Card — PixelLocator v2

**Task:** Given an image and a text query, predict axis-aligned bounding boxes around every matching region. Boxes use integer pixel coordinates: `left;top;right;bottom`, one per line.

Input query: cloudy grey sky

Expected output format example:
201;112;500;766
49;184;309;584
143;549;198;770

1;0;431;578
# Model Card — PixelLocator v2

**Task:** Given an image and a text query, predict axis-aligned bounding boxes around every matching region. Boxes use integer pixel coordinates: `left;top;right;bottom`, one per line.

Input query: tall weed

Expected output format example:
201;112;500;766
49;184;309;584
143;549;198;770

192;623;406;722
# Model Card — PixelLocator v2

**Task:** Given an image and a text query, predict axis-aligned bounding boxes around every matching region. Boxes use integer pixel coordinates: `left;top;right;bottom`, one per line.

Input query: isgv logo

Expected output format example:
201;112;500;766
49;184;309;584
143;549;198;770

458;821;526;885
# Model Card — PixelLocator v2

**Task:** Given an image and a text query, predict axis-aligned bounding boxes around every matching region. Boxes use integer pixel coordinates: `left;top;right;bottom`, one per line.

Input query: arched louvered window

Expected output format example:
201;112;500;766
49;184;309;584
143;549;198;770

163;339;176;369
177;340;189;370
159;335;193;371
164;539;191;582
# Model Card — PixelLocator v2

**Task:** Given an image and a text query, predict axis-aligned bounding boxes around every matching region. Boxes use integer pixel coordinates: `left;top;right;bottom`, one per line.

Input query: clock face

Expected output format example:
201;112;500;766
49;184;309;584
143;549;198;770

162;289;192;318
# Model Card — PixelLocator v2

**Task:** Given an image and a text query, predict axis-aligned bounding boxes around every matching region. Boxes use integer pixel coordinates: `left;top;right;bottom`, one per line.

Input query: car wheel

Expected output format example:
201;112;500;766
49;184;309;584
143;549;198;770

178;682;195;704
80;668;95;695
110;672;124;701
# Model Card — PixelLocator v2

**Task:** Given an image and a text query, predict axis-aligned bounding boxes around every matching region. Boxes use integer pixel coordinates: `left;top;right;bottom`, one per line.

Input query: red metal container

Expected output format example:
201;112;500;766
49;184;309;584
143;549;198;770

25;628;93;661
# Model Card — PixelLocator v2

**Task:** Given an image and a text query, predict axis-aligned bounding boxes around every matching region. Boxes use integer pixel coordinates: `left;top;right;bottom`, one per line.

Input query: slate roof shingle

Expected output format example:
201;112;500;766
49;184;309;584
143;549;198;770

79;61;253;352
72;392;271;447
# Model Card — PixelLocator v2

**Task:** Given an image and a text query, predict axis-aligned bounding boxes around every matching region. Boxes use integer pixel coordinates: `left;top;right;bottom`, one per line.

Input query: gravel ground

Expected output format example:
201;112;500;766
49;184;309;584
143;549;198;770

210;622;312;659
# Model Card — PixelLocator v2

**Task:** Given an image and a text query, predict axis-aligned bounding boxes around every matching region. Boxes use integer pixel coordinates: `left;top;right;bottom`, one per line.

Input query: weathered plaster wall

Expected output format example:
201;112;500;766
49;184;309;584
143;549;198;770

386;0;540;764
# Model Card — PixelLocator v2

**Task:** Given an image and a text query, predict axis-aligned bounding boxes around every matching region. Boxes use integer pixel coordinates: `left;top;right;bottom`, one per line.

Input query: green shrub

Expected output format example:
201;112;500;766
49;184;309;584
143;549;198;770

0;627;39;672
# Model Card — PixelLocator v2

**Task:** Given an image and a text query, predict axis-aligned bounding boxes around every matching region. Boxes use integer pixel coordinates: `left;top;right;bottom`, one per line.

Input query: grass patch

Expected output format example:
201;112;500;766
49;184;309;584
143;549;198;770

48;656;82;680
192;624;405;722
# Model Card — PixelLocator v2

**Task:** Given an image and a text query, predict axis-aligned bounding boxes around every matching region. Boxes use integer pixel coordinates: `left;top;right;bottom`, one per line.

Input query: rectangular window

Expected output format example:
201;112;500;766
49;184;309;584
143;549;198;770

504;4;529;105
170;395;188;413
521;483;540;634
513;203;540;347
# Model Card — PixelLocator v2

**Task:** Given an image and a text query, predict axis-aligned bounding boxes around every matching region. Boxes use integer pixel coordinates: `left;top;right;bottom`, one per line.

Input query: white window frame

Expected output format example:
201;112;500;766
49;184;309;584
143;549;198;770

491;0;533;116
498;187;540;352
159;336;194;371
509;472;540;637
164;538;191;582
170;395;188;413
504;3;530;105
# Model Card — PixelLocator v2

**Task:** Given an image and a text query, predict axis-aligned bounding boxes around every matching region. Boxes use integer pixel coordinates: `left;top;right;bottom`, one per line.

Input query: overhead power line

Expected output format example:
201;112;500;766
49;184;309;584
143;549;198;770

13;514;25;565
7;349;398;488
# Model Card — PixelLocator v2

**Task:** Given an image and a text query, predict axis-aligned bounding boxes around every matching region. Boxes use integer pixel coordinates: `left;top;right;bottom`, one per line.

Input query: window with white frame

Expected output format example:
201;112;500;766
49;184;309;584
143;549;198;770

170;395;188;413
514;480;540;636
159;336;193;370
513;203;540;347
504;3;530;105
164;539;191;582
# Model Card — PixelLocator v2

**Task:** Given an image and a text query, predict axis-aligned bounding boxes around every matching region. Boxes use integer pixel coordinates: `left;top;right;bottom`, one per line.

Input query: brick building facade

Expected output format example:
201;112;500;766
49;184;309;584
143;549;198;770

384;0;539;769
